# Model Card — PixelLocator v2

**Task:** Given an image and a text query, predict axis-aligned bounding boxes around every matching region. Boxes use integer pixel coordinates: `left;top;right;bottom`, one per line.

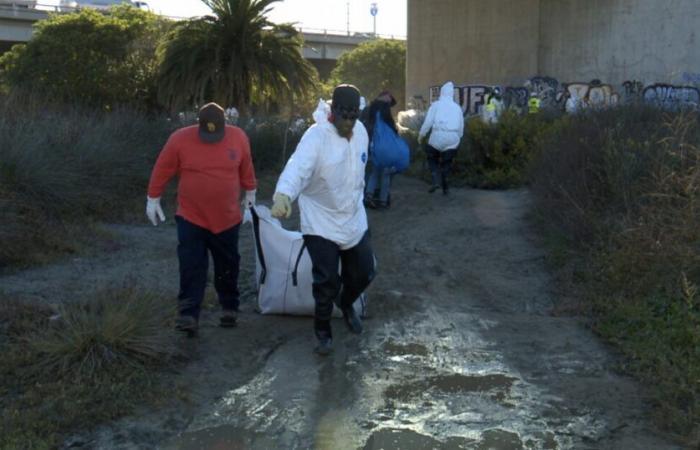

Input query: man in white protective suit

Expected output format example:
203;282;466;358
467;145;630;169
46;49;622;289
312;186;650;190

270;84;376;355
418;81;465;196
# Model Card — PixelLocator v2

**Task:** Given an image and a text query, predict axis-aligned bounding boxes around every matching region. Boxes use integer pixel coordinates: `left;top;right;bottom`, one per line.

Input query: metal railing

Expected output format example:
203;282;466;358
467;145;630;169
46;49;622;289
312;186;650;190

297;26;405;40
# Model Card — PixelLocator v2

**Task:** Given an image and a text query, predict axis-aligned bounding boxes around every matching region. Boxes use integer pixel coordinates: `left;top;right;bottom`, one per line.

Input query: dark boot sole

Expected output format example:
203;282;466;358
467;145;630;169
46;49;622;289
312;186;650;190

314;344;333;355
176;327;198;338
219;317;237;328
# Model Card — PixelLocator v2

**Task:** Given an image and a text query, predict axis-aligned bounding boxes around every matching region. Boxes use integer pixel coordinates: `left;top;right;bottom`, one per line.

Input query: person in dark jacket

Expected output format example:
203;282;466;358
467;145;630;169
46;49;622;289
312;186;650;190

362;91;398;209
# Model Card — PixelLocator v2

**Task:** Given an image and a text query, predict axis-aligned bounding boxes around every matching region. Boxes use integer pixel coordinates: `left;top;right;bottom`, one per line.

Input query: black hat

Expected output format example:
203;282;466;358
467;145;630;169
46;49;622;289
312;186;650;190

377;90;397;107
198;103;226;143
331;84;361;110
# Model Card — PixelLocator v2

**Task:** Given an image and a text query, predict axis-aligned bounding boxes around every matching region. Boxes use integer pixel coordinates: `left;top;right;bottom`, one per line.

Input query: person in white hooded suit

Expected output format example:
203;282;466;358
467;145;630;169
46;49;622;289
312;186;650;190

270;84;375;355
418;81;465;195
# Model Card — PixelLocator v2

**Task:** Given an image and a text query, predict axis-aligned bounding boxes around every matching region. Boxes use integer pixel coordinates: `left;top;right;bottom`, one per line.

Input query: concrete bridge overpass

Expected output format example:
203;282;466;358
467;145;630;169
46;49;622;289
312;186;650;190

0;1;400;78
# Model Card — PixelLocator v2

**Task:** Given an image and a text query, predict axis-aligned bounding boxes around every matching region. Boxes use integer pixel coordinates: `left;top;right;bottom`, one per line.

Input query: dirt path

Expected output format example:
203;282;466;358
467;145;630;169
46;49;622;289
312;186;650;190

2;176;683;449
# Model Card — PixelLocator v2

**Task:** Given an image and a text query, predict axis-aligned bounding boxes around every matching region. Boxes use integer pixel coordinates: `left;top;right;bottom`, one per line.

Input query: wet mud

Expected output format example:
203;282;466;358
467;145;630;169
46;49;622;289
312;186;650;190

1;176;684;449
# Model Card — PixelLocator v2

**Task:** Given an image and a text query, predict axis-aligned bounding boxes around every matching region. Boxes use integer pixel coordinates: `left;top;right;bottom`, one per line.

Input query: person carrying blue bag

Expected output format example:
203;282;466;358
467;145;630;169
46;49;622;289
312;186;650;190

362;91;409;209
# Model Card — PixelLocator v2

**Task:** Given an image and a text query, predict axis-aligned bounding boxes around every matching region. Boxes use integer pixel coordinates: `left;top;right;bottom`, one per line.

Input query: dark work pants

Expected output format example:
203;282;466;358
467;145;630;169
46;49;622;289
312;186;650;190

176;216;240;319
426;145;457;192
303;231;375;335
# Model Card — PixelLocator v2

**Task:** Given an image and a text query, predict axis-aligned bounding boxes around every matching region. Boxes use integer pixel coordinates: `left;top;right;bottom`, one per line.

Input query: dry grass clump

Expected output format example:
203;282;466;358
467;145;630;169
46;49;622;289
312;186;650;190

0;286;183;449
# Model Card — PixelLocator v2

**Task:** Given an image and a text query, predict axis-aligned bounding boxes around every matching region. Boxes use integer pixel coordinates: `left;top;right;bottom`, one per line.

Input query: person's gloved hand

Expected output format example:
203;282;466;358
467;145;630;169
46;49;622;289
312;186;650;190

271;192;292;219
146;196;165;226
241;189;256;210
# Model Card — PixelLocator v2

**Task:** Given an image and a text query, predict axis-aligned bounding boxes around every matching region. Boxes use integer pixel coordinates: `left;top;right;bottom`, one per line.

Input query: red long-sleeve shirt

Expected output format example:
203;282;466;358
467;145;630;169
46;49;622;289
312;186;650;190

147;125;257;233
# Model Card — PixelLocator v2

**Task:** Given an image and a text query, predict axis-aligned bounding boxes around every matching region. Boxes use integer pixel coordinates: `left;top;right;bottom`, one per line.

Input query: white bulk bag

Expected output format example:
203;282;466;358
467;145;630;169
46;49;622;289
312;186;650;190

244;206;367;317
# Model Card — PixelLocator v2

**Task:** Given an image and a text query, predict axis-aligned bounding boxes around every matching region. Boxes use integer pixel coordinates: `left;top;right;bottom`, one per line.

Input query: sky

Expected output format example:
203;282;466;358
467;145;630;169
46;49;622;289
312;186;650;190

146;0;407;38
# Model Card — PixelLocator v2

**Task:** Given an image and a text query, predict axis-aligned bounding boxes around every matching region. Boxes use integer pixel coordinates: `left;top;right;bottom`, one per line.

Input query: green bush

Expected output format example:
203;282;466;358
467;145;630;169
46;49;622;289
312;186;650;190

326;39;405;107
0;6;167;111
403;109;561;189
464;110;561;188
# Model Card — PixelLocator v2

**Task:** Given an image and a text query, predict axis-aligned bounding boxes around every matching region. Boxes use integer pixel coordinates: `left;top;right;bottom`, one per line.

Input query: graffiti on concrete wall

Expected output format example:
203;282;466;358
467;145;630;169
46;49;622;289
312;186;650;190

622;80;644;101
504;87;529;111
643;84;700;109
525;76;565;109
562;80;619;112
459;85;489;115
428;84;489;115
426;78;699;116
429;86;440;104
429;85;462;105
589;81;619;107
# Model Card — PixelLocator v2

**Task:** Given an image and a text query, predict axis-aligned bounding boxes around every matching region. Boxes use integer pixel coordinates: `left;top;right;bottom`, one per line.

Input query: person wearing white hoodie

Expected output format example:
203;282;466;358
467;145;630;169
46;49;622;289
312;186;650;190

269;85;375;355
418;81;465;195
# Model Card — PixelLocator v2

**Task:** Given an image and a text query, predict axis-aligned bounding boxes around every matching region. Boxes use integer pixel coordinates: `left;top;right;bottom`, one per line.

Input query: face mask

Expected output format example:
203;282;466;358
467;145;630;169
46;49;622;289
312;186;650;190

333;106;359;121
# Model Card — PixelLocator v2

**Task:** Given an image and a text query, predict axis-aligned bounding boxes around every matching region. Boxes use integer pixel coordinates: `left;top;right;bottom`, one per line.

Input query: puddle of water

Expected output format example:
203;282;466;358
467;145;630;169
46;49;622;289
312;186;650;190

385;373;516;402
161;424;277;450
382;340;430;357
476;429;523;450
363;428;473;450
524;431;558;449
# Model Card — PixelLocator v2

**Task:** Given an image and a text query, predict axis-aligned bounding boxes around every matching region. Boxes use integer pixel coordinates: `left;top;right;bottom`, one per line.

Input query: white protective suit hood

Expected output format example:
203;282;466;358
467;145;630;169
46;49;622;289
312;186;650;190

312;99;330;124
418;81;465;151
439;82;454;100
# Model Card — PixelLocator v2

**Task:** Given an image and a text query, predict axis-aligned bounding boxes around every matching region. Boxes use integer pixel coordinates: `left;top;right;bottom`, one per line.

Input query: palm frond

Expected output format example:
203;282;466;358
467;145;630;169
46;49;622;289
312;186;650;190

157;0;317;112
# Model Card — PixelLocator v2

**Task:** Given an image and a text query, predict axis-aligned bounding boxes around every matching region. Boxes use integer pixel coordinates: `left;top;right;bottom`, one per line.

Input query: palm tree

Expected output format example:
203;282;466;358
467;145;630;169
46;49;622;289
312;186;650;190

156;0;318;113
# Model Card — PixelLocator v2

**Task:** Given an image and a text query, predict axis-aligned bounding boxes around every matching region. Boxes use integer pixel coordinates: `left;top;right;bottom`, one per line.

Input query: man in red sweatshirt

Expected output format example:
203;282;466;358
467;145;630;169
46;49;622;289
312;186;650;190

146;102;257;334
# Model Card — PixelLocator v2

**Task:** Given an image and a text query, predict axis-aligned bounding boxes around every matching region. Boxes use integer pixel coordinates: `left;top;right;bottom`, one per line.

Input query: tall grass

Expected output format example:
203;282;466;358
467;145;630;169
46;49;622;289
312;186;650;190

0;95;308;269
531;105;700;442
0;94;176;268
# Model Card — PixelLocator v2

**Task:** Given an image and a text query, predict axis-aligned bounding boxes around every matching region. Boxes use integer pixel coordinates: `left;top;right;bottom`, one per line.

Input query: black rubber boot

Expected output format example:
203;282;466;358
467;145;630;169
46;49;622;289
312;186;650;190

219;309;237;328
175;315;198;337
342;307;363;334
314;320;333;355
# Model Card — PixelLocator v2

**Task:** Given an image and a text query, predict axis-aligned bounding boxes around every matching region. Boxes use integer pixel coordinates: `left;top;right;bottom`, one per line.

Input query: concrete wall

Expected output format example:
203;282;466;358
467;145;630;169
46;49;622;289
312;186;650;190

539;0;700;85
407;0;700;102
407;0;540;104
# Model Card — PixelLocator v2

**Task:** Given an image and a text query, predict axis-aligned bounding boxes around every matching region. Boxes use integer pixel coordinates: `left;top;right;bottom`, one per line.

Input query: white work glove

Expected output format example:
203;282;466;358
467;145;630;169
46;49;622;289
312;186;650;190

146;196;165;226
270;192;292;219
241;189;256;210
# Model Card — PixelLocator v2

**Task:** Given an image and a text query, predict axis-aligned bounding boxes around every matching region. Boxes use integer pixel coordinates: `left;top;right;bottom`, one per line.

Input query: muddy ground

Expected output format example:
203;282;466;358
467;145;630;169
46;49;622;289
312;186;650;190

1;176;685;449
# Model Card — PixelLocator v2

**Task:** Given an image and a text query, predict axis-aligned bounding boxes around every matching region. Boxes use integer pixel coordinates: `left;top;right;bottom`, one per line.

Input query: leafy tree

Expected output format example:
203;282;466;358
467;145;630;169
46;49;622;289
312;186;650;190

0;6;167;110
327;38;406;109
156;0;319;113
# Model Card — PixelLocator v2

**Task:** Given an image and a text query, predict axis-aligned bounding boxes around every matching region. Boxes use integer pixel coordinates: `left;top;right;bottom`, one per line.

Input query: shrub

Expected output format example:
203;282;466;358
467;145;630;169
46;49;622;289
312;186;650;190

464;110;561;188
242;116;308;172
0;6;167;111
0;95;175;268
531;106;700;441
